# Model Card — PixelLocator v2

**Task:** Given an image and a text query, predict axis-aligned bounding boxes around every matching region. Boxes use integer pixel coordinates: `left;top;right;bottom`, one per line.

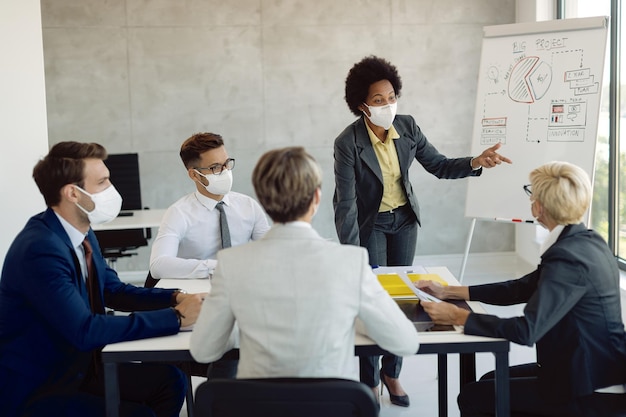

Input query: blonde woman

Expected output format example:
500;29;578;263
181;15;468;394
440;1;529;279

419;161;626;417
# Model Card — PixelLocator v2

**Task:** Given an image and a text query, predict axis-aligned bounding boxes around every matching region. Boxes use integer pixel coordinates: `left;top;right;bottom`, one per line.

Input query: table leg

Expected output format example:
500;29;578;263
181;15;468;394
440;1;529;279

459;353;476;386
180;362;195;417
438;354;448;417
494;351;510;417
104;362;120;417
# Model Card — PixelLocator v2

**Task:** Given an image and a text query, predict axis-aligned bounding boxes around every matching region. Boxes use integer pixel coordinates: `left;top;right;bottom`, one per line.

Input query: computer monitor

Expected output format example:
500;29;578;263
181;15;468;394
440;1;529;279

104;153;142;211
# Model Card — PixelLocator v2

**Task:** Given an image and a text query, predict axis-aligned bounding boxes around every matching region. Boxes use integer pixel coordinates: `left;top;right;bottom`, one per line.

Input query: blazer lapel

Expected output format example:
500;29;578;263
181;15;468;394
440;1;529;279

393;128;412;179
355;118;384;184
41;208;89;298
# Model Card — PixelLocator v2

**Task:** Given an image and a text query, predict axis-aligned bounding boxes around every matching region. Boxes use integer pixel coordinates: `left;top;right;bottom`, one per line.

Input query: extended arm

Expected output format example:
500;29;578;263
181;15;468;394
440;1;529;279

189;262;237;363
150;206;217;278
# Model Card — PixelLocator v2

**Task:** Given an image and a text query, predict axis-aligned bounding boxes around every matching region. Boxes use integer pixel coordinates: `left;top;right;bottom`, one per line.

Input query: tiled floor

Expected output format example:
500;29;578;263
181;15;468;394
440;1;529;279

180;251;540;417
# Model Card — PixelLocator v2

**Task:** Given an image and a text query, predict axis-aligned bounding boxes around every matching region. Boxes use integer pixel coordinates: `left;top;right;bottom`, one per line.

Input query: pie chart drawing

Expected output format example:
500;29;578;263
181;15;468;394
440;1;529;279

508;56;552;104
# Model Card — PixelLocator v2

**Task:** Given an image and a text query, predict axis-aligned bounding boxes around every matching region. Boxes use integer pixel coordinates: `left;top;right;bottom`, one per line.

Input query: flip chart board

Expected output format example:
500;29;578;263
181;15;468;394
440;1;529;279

465;16;609;222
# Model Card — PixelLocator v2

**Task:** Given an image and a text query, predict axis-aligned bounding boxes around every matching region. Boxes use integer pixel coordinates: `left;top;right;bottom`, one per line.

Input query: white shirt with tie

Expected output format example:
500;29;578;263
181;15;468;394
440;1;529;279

149;191;270;279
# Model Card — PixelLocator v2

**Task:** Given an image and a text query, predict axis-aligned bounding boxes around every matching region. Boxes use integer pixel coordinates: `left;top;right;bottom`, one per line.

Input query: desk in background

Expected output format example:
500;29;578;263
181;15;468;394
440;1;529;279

102;266;510;417
92;209;167;231
92;209;166;269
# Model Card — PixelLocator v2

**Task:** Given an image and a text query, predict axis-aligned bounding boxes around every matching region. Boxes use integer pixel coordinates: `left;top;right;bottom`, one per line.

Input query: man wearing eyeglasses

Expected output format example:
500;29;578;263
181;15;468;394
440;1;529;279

150;132;270;282
149;133;270;379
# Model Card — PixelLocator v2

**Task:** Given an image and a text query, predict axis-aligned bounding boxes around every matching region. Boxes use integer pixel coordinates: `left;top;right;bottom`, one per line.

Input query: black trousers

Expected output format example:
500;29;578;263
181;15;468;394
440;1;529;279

24;363;187;417
360;204;418;388
458;363;626;417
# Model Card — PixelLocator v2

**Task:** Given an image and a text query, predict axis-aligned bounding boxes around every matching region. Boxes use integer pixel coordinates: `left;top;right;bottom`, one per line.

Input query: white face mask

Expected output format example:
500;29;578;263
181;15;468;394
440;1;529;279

363;102;397;130
195;169;233;196
531;199;547;229
75;184;123;225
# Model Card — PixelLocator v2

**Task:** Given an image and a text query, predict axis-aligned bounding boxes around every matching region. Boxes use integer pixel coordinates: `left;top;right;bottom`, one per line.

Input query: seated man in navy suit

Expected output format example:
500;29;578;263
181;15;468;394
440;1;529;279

0;141;205;417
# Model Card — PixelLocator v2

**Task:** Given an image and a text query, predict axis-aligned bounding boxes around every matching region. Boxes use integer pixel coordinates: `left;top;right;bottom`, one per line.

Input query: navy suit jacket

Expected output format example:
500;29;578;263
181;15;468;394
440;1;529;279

465;223;626;401
333;115;481;246
0;208;180;416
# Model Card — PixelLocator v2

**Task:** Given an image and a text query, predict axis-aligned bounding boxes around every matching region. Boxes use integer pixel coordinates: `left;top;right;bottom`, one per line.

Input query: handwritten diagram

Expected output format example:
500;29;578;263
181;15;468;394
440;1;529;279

477;33;601;146
466;17;608;222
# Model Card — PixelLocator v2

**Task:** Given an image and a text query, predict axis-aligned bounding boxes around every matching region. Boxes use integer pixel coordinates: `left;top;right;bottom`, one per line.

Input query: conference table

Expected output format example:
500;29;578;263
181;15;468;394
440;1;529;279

102;266;510;417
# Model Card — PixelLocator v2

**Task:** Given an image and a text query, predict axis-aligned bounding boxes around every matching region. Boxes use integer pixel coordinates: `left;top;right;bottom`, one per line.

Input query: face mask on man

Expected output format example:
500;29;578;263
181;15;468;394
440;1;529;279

362;102;397;130
74;184;123;225
195;169;233;196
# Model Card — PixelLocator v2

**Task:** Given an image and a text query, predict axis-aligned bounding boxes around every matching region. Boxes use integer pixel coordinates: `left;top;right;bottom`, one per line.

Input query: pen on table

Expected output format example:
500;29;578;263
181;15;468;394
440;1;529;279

494;217;535;224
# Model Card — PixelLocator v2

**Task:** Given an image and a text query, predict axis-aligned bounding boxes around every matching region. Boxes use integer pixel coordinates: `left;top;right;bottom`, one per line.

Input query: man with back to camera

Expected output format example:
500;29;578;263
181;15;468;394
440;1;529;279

149;132;270;378
0;141;205;417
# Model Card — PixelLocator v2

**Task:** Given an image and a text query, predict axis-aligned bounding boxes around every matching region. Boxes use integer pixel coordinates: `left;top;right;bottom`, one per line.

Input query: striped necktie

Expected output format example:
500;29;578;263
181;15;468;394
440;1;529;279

82;238;104;314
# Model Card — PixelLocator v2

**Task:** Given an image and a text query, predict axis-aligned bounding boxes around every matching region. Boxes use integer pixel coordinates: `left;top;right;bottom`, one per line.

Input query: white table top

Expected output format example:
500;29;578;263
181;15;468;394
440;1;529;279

103;266;501;355
92;209;166;231
102;325;506;355
157;278;211;294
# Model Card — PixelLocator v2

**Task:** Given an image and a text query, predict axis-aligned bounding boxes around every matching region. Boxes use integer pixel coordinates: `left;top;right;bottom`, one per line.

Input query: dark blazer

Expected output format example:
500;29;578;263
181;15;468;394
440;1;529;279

0;208;181;417
465;223;626;401
333;115;481;246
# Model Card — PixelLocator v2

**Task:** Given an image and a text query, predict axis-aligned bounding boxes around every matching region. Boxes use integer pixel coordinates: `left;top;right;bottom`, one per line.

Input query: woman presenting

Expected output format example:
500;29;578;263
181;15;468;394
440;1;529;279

333;55;511;407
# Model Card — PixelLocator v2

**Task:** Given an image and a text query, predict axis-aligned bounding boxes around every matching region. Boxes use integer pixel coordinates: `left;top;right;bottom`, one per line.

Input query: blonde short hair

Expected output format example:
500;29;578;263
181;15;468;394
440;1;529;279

529;161;591;225
252;147;322;223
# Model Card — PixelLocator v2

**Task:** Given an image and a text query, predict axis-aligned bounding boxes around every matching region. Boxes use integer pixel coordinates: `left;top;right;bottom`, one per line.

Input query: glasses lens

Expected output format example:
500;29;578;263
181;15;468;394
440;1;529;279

211;159;236;175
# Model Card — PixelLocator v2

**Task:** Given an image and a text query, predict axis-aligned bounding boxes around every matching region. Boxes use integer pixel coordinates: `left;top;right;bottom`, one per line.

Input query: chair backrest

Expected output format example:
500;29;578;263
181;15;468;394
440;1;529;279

143;271;160;288
194;378;378;417
105;153;143;211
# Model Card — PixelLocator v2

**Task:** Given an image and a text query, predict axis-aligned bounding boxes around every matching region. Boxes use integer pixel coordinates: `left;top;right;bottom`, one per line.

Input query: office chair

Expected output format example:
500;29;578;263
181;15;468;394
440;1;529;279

144;270;160;288
95;153;150;268
194;378;379;417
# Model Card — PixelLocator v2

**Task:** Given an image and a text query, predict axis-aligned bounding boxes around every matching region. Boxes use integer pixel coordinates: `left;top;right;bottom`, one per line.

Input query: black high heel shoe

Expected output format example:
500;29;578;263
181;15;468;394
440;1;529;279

380;370;410;407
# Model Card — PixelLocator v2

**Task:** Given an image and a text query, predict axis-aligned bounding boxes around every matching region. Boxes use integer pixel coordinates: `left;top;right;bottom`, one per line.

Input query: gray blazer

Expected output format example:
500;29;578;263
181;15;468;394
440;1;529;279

189;223;420;379
333;115;481;246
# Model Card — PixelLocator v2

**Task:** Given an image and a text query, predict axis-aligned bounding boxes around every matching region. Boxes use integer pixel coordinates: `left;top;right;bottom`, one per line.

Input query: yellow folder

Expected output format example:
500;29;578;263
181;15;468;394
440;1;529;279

377;272;448;298
376;273;415;297
406;273;448;287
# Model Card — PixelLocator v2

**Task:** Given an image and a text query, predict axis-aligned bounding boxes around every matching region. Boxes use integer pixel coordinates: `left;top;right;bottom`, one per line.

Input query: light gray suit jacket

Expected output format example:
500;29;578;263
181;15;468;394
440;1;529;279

190;223;419;379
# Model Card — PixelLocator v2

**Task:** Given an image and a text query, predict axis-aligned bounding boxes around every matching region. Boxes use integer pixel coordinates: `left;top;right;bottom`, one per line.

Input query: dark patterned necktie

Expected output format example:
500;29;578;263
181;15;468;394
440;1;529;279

82;238;104;314
215;201;232;249
82;238;104;377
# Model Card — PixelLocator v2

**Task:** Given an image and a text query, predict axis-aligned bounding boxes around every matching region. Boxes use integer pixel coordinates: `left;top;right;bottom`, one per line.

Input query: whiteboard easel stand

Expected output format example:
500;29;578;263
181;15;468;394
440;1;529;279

459;218;477;284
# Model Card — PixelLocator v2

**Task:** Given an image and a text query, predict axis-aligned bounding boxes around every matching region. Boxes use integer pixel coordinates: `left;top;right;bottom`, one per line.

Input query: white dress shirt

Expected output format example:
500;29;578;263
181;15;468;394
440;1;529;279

149;191;270;279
